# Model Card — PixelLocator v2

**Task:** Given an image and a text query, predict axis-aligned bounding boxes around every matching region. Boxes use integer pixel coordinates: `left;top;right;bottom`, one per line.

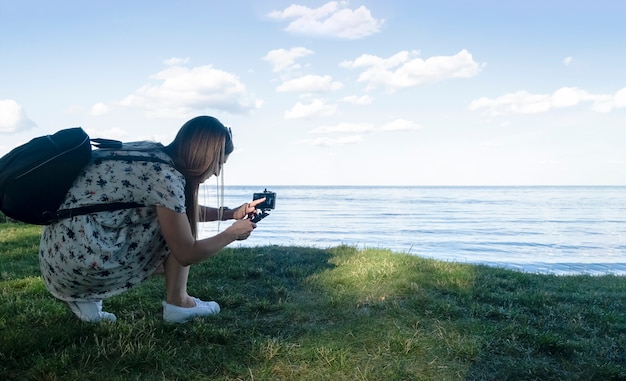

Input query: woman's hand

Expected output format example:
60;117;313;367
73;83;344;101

225;219;257;240
157;206;251;265
232;197;267;220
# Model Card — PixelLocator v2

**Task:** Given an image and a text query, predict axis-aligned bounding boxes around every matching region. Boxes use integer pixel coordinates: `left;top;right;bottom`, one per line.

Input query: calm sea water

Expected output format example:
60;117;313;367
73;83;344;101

199;186;626;275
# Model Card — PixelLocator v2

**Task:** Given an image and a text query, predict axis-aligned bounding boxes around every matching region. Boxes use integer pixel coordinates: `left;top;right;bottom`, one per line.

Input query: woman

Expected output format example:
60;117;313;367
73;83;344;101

39;116;262;323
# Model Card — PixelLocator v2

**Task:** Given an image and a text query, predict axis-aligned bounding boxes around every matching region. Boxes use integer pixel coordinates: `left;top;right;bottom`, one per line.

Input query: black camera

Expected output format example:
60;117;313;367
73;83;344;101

250;189;276;222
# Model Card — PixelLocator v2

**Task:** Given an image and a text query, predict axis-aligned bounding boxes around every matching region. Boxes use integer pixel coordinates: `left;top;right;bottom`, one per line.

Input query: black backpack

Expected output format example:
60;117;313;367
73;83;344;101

0;127;167;225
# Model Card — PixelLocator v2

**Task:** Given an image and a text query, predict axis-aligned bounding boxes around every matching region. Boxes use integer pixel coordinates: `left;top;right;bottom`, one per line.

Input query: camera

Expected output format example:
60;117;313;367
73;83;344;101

250;189;276;222
253;189;276;211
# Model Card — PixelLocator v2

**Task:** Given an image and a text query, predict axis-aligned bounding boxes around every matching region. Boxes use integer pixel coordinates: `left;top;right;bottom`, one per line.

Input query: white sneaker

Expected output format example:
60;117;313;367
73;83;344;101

162;297;220;323
67;300;117;322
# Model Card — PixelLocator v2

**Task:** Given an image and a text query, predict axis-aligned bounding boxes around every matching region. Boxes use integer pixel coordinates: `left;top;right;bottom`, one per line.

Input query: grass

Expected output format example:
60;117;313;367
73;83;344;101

0;222;625;381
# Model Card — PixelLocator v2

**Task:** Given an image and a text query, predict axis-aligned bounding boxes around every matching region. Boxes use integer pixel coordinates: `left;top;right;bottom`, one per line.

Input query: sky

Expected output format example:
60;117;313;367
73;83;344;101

1;0;625;186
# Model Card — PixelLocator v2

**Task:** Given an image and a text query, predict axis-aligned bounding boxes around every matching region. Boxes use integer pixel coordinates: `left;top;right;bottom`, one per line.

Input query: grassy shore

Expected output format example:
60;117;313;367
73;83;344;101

1;222;625;381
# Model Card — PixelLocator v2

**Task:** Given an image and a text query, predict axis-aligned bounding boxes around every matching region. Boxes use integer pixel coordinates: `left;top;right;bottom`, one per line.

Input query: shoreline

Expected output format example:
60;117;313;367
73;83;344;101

227;241;626;276
472;261;626;276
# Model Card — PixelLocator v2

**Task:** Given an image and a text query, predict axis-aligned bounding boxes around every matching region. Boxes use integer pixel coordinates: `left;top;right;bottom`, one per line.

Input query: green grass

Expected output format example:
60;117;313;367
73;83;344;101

1;222;625;381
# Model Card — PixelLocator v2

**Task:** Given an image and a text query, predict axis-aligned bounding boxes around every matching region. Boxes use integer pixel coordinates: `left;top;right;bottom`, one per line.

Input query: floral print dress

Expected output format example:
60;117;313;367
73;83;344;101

39;143;186;302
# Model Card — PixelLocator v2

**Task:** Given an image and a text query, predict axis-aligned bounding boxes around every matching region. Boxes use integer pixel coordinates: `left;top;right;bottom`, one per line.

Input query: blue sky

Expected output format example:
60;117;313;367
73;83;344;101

1;0;625;186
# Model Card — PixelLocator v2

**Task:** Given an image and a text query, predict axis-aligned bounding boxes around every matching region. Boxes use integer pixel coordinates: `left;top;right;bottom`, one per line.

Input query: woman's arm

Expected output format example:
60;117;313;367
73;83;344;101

199;206;235;222
199;198;267;222
157;206;256;266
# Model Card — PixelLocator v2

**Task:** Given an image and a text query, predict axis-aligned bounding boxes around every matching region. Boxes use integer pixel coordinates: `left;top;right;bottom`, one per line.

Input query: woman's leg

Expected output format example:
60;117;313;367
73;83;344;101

163;253;196;307
67;300;117;322
162;254;220;323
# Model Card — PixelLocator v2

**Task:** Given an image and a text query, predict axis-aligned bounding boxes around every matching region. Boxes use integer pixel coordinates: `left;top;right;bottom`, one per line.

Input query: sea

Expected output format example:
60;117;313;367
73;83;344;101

199;186;626;276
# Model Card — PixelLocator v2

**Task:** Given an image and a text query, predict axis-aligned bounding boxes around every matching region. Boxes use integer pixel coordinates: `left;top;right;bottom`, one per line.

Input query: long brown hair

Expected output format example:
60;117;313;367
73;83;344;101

164;116;234;237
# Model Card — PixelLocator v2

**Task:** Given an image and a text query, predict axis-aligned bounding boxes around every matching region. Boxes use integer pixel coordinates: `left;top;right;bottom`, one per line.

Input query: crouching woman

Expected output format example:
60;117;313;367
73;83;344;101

38;116;262;323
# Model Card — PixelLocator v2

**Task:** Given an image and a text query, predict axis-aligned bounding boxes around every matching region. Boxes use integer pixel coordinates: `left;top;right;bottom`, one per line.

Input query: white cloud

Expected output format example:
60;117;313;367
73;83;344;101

263;47;314;73
0;99;36;133
303;135;363;147
164;57;190;66
551;87;590;108
469;91;553;115
119;63;262;117
90;102;109;116
380;118;421;131
276;74;344;93
469;87;626;116
284;99;337;119
563;56;573;66
341;95;372;105
341;50;409;71
613;87;626;108
309;119;419;138
309;122;374;134
268;1;383;40
590;95;614;113
341;49;483;91
305;119;419;149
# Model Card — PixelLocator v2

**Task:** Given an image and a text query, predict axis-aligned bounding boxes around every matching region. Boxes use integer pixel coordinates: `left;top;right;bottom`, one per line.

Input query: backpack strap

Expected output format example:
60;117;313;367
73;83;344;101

91;138;123;149
46;154;173;223
93;155;171;165
44;202;144;223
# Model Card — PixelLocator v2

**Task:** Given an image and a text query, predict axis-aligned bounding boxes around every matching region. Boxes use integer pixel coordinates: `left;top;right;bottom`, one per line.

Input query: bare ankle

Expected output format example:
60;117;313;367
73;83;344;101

166;295;196;308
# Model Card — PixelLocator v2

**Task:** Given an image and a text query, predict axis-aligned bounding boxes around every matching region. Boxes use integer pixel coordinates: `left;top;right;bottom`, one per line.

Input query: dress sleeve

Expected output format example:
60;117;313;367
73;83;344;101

142;163;187;213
